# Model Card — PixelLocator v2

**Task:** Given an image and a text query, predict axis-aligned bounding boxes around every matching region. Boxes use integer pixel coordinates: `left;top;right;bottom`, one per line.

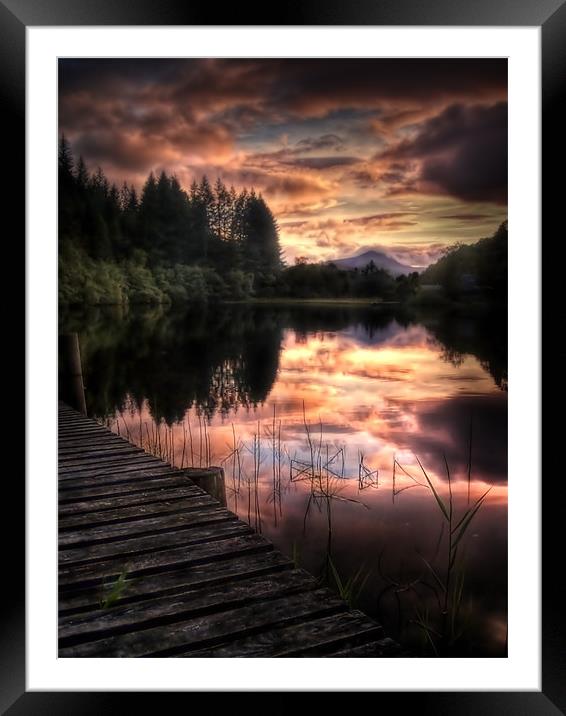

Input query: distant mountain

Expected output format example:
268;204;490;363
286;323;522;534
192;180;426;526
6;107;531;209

328;250;417;276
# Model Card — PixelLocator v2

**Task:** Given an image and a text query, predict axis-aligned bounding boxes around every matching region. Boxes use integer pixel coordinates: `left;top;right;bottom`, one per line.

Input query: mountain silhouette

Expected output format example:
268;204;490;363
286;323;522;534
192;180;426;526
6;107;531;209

328;250;417;276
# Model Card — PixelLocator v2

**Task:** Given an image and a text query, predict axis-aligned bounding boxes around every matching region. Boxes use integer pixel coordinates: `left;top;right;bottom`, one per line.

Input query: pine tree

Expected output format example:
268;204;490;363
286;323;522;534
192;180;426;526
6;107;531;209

58;135;78;242
119;183;138;256
75;156;89;190
212;178;232;241
231;189;249;246
85;166;112;260
242;193;282;281
58;134;74;179
168;175;191;264
105;184;122;255
138;172;158;261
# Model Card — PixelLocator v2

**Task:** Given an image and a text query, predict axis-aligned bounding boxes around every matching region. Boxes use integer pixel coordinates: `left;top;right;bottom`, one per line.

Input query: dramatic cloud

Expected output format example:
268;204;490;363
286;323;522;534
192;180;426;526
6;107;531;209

263;174;333;200
378;103;508;204
344;212;417;228
284;156;361;170
440;213;492;221
59;58;508;264
296;134;345;152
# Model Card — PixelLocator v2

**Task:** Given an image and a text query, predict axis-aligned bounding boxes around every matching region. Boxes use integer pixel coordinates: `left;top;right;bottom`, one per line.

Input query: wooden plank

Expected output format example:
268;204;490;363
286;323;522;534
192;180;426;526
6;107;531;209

59;443;144;457
58;423;123;435
58;551;293;616
58;426;108;436
59;455;173;482
59;474;193;502
58;416;104;426
58;467;182;491
59;569;316;646
58;449;144;465
59;519;252;566
58;446;157;463
59;455;164;477
58;434;131;448
187;610;383;658
58;457;166;478
58;414;105;424
58;588;345;657
58;447;144;465
58;414;104;424
59;533;273;589
59;429;120;440
59;493;218;531
59;485;202;516
58;426;118;435
58;463;173;483
325;637;402;657
58;507;232;548
58;426;109;437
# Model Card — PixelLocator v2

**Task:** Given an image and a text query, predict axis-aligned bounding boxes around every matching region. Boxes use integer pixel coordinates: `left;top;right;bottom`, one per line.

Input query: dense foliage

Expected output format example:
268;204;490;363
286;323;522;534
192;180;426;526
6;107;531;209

59;137;282;304
420;221;508;301
276;259;420;301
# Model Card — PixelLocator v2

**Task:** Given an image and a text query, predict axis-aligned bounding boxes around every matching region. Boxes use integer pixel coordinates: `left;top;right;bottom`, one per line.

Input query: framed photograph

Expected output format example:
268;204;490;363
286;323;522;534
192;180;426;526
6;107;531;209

9;0;562;710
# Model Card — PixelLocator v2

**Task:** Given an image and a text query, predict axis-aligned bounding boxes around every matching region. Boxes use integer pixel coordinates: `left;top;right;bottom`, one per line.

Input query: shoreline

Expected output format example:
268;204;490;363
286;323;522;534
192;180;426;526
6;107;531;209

224;297;401;307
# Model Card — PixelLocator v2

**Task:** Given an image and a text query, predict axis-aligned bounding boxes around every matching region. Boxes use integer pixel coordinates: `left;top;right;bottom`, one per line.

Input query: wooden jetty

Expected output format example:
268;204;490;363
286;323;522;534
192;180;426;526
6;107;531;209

58;402;399;658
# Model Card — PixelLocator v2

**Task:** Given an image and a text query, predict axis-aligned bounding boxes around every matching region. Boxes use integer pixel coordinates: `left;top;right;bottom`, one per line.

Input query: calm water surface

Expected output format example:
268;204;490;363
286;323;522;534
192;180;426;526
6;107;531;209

60;303;507;656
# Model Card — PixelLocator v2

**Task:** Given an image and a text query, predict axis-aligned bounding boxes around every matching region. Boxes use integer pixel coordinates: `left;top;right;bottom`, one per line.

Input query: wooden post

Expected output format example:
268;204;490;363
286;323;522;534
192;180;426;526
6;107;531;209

188;467;227;506
59;333;87;415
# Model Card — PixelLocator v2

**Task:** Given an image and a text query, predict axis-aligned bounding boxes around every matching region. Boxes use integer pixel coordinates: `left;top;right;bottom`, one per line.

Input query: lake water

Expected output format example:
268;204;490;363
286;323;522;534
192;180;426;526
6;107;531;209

60;303;507;656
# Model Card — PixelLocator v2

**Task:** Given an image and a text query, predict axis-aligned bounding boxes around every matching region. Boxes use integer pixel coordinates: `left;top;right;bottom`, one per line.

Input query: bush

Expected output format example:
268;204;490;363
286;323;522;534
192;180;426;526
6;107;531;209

225;270;254;299
59;242;127;305
124;261;164;304
59;245;254;306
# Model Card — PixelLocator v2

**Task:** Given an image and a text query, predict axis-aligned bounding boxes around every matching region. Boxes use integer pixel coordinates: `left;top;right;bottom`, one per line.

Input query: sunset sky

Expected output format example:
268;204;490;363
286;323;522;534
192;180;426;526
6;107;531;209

59;59;507;267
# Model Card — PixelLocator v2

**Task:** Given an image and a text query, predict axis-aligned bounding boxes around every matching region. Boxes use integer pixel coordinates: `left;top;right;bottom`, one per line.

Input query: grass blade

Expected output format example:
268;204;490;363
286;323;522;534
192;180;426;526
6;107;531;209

415;455;449;521
452;487;493;549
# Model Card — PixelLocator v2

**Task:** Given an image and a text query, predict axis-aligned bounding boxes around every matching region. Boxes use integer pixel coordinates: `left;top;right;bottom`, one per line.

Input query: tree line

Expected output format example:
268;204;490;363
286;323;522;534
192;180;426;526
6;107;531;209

278;259;420;301
419;221;507;302
59;136;507;306
58;135;419;306
59;136;282;304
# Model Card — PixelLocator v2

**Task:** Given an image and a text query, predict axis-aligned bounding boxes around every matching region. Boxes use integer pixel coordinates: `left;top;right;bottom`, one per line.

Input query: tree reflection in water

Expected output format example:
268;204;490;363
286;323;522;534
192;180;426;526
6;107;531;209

59;302;508;656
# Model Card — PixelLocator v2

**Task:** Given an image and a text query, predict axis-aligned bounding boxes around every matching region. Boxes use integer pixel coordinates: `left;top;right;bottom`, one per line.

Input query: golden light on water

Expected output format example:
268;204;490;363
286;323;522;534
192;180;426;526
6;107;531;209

114;323;507;505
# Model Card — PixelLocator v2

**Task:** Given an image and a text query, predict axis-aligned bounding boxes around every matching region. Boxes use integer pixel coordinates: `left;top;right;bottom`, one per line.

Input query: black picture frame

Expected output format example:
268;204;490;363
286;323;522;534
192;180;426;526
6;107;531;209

8;0;562;711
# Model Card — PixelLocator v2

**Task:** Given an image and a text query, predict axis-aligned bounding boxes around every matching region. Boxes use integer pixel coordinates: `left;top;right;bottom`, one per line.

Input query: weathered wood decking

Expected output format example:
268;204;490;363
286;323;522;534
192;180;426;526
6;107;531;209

58;402;399;658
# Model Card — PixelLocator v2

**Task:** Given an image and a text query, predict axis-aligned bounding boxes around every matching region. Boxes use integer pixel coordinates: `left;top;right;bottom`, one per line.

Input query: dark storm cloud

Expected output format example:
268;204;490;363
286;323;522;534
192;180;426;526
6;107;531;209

284;156;361;170
295;134;345;151
344;212;416;228
265;58;506;116
58;60;507;158
440;213;492;221
58;58;181;95
263;174;330;199
245;141;361;173
348;162;418;192
349;170;376;188
379;103;508;204
59;58;507;106
73;131;160;171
